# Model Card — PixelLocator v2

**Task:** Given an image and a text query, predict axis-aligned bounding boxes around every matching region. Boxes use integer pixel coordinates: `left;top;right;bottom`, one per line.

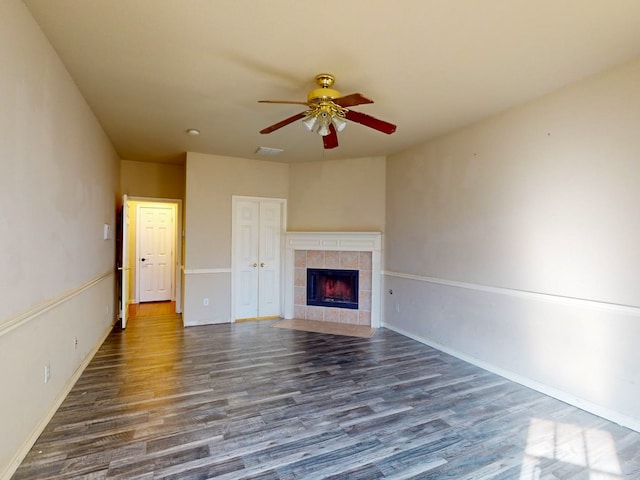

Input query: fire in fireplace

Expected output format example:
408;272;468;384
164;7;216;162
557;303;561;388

307;268;359;309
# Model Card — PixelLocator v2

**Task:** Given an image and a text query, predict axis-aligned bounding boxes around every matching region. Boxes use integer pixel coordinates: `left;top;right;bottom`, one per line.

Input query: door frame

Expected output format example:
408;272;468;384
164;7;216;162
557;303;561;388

135;202;176;303
231;196;287;322
119;194;130;328
127;196;183;313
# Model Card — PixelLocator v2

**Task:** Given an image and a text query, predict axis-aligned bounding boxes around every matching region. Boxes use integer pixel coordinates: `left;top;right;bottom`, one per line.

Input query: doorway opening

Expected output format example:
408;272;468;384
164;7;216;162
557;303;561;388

124;197;183;318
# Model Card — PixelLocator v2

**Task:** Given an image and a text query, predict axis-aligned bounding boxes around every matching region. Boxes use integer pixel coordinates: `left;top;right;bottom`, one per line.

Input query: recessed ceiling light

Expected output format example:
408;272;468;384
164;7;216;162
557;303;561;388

186;129;200;136
255;146;284;156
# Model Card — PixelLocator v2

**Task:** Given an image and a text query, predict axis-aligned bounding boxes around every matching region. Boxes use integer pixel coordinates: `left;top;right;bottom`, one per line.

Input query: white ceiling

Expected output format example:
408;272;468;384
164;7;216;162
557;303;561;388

24;0;640;164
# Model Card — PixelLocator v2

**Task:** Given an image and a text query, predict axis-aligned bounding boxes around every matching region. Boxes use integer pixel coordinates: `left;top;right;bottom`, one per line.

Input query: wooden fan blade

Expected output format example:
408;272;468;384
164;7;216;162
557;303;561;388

333;93;374;108
260;112;306;134
323;124;339;149
259;100;310;105
345;110;396;134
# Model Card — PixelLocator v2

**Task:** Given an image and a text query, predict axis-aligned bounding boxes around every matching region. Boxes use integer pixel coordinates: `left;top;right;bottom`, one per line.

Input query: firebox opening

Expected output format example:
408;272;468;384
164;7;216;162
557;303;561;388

307;268;359;310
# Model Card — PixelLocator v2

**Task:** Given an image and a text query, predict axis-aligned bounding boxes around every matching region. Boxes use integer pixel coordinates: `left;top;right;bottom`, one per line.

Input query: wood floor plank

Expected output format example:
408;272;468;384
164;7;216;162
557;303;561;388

12;315;640;479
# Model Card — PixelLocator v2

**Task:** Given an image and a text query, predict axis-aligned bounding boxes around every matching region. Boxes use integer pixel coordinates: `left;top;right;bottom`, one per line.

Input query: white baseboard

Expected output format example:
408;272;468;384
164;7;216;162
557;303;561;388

2;323;114;480
384;322;640;433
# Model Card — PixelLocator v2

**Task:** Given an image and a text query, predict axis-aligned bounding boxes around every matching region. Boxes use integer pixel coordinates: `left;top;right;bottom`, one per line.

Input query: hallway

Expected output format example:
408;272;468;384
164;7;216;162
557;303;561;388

128;301;176;318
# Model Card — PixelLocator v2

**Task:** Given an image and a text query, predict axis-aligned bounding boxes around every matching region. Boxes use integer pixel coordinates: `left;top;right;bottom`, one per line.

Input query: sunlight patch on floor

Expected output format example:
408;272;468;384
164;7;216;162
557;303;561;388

520;418;622;480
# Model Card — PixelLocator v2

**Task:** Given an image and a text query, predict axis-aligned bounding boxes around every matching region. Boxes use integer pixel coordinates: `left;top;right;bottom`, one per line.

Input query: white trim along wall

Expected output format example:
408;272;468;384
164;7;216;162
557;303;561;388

383;59;640;433
1;2;121;476
382;271;640;432
1;272;116;479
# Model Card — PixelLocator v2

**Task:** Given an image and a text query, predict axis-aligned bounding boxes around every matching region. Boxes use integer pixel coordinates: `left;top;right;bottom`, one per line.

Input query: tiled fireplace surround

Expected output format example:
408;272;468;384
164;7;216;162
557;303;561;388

284;232;382;328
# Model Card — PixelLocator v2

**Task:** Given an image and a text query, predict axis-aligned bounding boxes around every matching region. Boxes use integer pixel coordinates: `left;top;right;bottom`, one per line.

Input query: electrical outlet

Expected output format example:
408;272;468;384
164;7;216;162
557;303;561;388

74;337;78;350
44;364;51;383
203;298;209;306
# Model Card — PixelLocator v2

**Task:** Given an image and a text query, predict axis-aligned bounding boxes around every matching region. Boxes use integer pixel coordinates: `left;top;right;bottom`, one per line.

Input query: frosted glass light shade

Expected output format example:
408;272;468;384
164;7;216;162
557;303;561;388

302;115;318;131
331;116;347;132
317;123;330;136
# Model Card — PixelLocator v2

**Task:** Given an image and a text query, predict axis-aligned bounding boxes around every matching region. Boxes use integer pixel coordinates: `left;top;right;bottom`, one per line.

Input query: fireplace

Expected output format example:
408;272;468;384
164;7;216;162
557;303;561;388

307;268;359;310
285;232;381;327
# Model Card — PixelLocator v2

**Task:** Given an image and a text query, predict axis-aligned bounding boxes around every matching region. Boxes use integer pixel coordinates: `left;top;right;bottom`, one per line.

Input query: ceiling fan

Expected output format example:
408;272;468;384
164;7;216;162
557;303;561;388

259;73;396;149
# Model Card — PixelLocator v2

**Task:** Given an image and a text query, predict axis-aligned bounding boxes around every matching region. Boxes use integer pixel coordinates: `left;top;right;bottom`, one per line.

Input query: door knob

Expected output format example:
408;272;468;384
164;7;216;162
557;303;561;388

252;262;257;267
141;258;146;262
260;262;266;267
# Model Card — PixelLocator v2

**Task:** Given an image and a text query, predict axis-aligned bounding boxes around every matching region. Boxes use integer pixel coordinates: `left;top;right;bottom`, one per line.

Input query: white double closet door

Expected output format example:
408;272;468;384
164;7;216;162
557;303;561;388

233;197;284;320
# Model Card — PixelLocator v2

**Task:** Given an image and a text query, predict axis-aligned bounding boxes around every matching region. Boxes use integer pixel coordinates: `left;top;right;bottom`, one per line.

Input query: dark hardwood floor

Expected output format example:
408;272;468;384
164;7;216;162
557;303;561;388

13;315;640;479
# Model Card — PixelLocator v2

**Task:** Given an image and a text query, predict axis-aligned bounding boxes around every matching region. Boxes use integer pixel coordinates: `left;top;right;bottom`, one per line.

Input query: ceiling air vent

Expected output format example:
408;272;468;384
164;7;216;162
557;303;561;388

255;146;284;156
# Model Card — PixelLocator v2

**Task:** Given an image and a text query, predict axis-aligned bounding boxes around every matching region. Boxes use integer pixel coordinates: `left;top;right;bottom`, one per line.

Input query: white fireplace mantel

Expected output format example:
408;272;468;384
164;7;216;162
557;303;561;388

283;232;382;328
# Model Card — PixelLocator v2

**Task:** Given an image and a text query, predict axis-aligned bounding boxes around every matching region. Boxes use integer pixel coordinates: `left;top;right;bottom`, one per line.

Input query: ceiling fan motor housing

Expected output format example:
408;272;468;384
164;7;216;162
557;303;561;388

307;73;341;102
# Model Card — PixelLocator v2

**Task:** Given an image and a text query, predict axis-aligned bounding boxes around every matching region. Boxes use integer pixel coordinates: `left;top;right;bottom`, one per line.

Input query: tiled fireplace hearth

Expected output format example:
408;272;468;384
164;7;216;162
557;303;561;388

284;232;382;328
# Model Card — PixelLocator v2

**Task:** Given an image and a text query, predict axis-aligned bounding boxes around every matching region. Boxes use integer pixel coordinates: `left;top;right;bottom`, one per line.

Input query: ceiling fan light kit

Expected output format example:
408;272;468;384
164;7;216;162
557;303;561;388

303;101;347;136
259;73;396;149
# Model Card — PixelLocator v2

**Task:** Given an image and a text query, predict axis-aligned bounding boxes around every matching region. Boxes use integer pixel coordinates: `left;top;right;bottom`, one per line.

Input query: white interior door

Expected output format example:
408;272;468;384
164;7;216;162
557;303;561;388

137;204;175;302
233;197;284;320
234;200;260;319
258;202;282;317
120;195;130;328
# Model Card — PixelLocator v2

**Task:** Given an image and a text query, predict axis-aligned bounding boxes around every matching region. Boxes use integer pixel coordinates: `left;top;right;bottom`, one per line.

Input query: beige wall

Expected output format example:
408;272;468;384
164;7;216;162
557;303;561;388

183;153;289;325
288;156;386;232
182;153;386;326
121;159;185;200
0;1;120;477
185;153;289;268
386;61;640;305
384;58;640;429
